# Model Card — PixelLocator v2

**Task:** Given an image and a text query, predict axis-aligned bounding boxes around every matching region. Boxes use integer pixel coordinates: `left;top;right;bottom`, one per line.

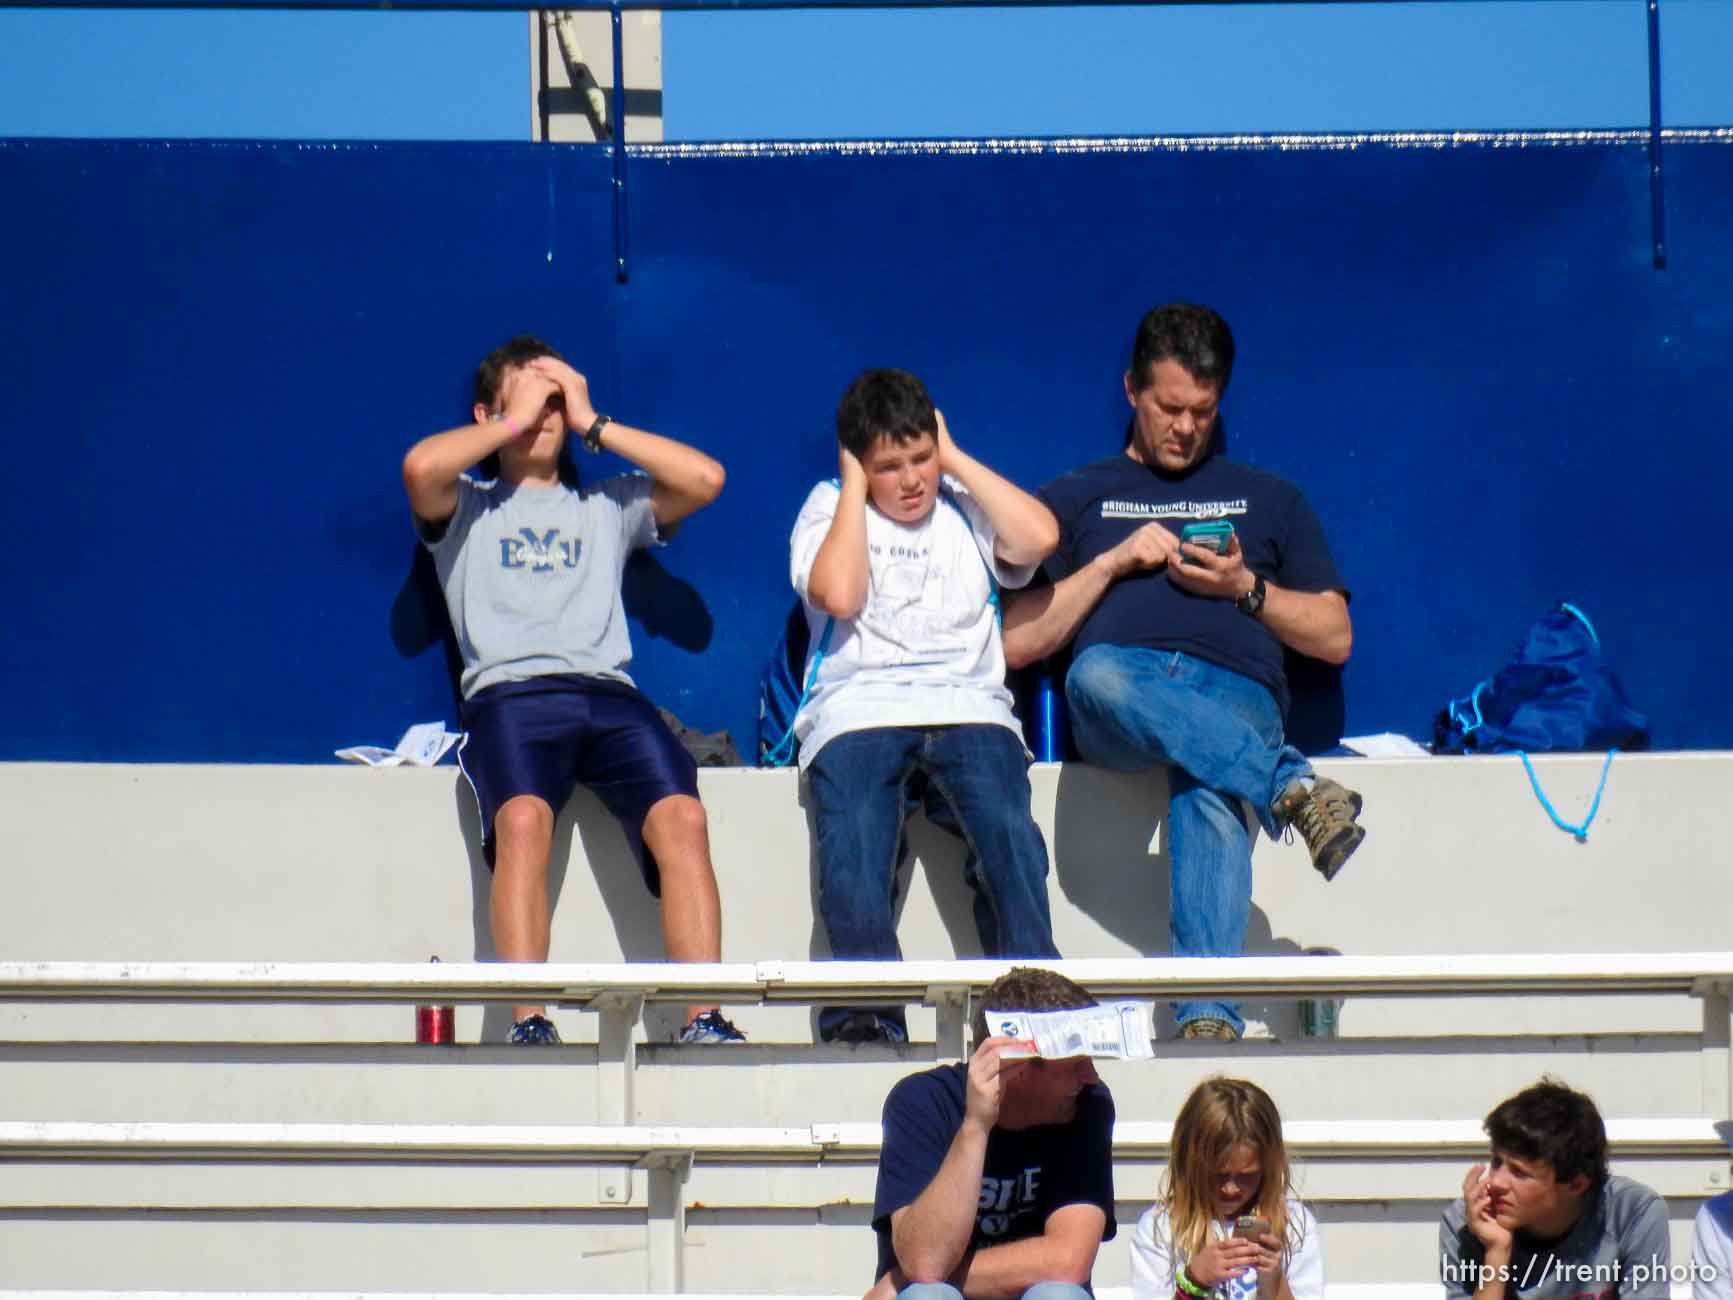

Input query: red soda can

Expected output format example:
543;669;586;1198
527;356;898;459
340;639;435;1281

416;956;457;1045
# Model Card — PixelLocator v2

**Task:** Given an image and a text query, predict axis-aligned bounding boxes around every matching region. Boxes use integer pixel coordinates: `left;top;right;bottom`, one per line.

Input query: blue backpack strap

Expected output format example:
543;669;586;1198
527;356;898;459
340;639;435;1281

1517;748;1618;841
762;614;834;767
1559;601;1600;648
939;484;1000;618
760;477;849;768
1447;680;1489;740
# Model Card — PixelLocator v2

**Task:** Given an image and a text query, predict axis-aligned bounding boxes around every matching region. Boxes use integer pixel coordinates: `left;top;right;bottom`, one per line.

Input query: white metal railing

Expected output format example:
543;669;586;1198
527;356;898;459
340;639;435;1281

4;955;1730;1092
6;952;1732;1003
6;1115;1724;1168
2;1116;1723;1295
5;954;1730;1131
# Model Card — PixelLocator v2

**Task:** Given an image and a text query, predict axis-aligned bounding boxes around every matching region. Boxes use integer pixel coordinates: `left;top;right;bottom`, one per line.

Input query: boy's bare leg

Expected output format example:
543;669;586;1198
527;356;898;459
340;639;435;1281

491;794;556;1024
640;792;723;1025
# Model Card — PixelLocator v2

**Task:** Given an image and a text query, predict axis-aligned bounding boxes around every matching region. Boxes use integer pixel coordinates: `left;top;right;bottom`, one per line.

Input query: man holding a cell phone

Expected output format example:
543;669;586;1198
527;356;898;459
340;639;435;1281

1004;302;1365;1043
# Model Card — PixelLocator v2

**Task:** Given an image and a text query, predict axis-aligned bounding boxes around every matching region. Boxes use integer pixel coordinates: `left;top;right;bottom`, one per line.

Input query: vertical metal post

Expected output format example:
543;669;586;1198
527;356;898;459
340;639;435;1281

611;2;629;282
1646;0;1667;269
536;11;550;143
930;984;971;1062
645;1150;694;1293
1700;986;1731;1119
594;990;645;1205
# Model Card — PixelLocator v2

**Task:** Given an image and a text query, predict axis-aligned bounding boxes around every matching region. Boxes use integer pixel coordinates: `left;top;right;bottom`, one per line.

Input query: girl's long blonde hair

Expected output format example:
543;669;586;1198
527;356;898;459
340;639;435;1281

1159;1077;1302;1265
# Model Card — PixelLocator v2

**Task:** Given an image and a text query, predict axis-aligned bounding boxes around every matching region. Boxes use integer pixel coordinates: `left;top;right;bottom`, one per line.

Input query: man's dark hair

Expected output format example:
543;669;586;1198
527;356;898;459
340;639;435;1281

1127;302;1236;393
471;334;580;488
1484;1077;1610;1191
970;966;1097;1052
835;368;938;460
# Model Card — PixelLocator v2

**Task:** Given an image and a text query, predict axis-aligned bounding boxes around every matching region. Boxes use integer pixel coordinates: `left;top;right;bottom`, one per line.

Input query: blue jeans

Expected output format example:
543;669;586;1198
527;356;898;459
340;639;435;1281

807;724;1059;1038
1065;645;1311;1034
898;1283;1089;1300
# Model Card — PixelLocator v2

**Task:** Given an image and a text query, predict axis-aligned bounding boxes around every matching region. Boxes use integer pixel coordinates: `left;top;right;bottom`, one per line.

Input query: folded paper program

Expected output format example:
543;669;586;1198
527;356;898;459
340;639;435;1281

985;1002;1154;1061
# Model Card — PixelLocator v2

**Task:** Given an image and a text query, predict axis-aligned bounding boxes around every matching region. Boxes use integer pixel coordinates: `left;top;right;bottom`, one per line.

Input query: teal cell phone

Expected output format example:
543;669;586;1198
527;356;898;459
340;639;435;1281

1179;520;1235;556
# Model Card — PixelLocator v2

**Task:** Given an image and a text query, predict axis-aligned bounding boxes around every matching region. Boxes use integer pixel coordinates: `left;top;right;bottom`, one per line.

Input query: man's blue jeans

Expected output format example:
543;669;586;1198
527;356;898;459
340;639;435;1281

898;1281;1090;1300
1065;644;1311;1034
807;724;1059;1039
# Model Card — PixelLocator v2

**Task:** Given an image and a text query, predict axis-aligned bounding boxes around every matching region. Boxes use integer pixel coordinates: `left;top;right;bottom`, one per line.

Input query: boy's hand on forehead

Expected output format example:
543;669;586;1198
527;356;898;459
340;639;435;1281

527;356;597;427
500;367;562;428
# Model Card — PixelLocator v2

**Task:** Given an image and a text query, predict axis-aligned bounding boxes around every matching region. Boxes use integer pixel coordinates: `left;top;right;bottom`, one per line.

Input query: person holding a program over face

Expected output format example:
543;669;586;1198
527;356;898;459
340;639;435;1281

863;967;1116;1300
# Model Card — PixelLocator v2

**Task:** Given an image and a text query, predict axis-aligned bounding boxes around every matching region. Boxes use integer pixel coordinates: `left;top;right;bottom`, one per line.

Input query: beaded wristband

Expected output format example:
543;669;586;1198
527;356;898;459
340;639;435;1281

1173;1265;1211;1299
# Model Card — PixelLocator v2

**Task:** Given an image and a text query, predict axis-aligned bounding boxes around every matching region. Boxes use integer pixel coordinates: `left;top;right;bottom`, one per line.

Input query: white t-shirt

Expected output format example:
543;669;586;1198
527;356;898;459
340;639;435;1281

1693;1192;1733;1300
787;477;1037;769
1129;1196;1324;1300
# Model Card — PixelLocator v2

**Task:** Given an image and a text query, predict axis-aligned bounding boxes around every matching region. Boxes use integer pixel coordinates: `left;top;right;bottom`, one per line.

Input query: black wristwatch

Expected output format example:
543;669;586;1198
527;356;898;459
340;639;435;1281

581;413;611;453
1235;573;1267;618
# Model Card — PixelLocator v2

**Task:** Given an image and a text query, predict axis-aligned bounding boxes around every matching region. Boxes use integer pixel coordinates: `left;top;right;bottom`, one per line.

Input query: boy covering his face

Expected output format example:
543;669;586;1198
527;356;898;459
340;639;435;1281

788;368;1062;1044
402;335;740;1047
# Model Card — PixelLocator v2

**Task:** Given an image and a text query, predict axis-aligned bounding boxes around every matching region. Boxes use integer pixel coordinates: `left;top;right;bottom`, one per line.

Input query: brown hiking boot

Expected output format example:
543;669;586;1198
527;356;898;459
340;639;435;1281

1272;777;1365;883
1178;1016;1240;1041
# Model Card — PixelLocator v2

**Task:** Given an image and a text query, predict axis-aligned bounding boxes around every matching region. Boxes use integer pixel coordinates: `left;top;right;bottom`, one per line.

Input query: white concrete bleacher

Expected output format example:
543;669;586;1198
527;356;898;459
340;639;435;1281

2;754;1732;1294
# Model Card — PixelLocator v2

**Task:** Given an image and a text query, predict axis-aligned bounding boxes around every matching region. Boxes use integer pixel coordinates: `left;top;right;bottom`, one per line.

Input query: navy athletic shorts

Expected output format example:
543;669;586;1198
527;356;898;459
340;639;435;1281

457;673;700;896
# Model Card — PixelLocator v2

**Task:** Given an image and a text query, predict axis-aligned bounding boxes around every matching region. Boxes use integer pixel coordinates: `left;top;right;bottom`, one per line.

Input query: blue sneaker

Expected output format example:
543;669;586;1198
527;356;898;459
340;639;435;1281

509;1014;562;1045
678;1010;747;1044
821;1011;908;1046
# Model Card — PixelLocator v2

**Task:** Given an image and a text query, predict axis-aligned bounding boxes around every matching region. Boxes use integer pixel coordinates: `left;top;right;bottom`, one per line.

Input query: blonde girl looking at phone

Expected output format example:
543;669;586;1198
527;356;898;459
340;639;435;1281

1129;1077;1323;1300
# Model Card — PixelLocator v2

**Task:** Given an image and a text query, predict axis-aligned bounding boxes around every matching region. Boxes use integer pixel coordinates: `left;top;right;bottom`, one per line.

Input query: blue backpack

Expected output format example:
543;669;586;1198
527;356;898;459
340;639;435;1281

758;486;996;767
1433;603;1648;837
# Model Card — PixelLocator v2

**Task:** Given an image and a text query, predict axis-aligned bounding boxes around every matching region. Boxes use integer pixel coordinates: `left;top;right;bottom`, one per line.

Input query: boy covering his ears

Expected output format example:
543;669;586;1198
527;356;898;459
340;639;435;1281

789;368;1063;1045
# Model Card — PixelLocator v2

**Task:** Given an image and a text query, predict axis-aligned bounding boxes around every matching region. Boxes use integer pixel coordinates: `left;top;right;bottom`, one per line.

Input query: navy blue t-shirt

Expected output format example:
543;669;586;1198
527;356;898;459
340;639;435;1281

1037;450;1346;719
871;1063;1117;1284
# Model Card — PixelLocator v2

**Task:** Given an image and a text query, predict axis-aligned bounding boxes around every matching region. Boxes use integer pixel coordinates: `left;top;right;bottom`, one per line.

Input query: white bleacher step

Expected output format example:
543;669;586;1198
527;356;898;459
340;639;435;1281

0;1030;1707;1128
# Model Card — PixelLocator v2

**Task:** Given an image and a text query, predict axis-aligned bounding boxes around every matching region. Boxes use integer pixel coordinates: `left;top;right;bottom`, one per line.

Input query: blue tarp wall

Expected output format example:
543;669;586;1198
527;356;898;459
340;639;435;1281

2;132;1728;760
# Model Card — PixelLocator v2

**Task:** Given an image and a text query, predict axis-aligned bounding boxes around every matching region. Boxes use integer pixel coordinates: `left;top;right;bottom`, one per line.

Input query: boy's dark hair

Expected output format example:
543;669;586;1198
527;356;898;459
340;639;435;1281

971;966;1097;1052
1484;1077;1610;1191
471;334;580;488
836;368;938;460
1128;302;1236;393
